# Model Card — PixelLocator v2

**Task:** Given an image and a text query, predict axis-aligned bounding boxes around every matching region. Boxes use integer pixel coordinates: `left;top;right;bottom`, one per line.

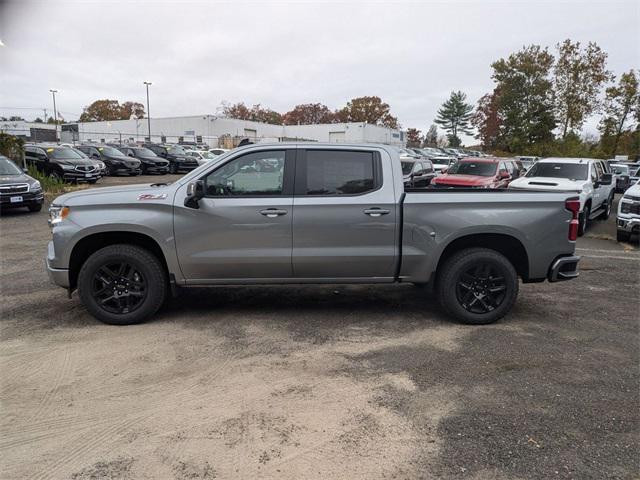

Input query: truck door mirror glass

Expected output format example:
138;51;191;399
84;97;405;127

599;173;612;185
184;180;205;209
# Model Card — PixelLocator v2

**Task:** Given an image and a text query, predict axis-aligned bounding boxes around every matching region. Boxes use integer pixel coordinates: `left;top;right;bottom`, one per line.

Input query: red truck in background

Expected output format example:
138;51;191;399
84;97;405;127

431;158;524;189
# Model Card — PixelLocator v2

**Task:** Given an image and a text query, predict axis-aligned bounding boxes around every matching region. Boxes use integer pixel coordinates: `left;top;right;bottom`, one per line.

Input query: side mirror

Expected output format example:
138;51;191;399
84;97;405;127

599;173;613;185
128;153;135;157
441;168;448;174
92;153;100;159
499;169;510;179
184;180;205;209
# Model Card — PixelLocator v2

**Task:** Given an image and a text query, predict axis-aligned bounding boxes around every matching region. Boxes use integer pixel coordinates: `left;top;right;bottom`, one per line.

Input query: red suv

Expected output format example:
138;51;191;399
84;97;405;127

431;158;523;189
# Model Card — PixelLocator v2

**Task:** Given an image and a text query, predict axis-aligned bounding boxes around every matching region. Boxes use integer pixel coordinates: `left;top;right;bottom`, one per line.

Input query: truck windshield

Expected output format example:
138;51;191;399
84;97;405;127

447;161;497;177
401;161;414;175
526;163;588;180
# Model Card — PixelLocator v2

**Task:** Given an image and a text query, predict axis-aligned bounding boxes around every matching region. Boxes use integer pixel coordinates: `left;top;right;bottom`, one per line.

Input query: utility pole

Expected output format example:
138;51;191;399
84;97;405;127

49;89;58;142
143;81;152;142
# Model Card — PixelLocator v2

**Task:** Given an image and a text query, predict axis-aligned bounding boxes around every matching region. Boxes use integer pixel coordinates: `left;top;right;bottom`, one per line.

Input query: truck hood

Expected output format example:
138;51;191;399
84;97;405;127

509;176;584;192
433;174;493;186
53;183;175;206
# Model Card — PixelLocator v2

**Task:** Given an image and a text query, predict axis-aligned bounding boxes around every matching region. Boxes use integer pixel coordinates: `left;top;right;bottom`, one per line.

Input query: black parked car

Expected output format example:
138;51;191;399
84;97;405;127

0;155;45;212
24;145;102;183
117;146;169;174
144;143;199;173
401;158;436;188
76;145;141;176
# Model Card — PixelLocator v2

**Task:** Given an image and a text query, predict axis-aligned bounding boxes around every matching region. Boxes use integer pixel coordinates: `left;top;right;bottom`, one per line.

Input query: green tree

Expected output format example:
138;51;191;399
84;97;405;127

33;117;43;123
434;91;473;147
599;70;639;156
554;39;612;137
405;128;423;147
334;96;399;129
491;45;556;152
423;124;438;147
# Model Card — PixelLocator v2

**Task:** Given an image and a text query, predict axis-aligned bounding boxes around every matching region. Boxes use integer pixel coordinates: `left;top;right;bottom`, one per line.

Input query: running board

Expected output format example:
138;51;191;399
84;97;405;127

588;207;606;220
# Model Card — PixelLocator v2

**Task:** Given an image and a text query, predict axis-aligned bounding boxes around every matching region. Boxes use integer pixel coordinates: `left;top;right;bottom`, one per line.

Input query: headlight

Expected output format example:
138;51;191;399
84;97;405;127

98;161;106;169
48;205;70;226
31;180;42;191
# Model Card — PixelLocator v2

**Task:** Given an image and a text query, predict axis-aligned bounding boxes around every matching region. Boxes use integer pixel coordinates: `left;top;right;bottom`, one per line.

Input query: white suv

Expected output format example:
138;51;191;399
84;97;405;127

617;180;640;242
509;158;615;236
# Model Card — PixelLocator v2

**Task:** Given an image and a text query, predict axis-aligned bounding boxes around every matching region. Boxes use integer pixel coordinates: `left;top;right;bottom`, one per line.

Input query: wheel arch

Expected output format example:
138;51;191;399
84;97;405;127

68;231;169;291
435;233;529;283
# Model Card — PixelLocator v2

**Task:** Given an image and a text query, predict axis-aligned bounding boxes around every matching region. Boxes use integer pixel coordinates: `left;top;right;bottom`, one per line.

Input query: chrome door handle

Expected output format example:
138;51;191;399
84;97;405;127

259;208;288;218
364;208;390;217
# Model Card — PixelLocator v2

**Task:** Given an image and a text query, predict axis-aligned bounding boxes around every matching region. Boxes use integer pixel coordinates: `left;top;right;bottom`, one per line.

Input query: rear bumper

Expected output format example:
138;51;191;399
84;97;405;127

548;255;581;282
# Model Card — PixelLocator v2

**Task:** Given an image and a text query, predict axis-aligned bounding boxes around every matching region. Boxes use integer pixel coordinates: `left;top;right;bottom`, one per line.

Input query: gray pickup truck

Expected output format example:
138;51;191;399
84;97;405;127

46;143;581;326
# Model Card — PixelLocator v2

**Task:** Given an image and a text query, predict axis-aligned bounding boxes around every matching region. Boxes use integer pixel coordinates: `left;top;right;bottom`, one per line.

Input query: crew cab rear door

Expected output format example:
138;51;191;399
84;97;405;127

291;148;398;279
173;148;295;281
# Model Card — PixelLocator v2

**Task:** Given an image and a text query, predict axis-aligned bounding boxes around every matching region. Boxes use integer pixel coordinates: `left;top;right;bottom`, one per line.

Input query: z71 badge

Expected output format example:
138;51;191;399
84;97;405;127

138;193;167;200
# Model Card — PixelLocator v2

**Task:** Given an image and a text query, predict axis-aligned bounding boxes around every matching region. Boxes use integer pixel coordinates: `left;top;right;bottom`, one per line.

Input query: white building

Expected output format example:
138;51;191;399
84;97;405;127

0;120;57;142
57;115;405;147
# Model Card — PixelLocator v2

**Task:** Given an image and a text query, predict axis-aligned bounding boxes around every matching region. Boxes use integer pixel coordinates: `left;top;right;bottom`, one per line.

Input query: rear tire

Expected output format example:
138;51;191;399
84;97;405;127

77;244;167;325
437;248;519;325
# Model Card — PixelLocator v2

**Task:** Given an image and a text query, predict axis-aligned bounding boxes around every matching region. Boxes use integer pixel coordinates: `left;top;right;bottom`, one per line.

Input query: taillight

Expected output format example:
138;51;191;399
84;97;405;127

565;198;580;241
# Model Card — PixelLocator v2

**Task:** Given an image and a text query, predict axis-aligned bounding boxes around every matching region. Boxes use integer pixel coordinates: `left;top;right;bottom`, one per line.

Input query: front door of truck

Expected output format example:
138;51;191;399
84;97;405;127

291;148;398;279
174;148;295;281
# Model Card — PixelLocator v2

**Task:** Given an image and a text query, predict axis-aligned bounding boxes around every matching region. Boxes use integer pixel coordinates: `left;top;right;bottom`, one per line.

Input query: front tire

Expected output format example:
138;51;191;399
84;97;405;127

599;192;614;220
77;244;167;325
617;230;631;242
437;248;519;325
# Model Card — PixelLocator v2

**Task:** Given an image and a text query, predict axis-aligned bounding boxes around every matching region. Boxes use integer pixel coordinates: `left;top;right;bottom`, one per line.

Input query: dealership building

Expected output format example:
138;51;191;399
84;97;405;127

49;115;405;147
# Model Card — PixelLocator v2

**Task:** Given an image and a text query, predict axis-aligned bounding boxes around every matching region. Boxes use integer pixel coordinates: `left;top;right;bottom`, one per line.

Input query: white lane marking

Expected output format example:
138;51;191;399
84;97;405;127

580;254;640;261
577;247;638;254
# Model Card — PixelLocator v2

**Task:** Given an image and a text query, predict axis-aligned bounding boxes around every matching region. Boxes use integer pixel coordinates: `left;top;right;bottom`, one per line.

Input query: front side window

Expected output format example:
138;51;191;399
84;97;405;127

204;150;285;196
401;161;414;175
304;150;375;195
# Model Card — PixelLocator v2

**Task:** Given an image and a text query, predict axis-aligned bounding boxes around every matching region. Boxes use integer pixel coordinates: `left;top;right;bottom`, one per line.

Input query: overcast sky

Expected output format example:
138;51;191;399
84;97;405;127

1;0;638;144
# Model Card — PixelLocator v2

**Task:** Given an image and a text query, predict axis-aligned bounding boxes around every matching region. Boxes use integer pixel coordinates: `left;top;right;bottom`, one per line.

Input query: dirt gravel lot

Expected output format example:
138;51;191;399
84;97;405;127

1;174;638;479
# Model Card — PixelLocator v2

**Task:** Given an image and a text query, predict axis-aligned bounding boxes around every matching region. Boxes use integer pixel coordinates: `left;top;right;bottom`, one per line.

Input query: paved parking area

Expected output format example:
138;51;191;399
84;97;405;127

1;175;638;479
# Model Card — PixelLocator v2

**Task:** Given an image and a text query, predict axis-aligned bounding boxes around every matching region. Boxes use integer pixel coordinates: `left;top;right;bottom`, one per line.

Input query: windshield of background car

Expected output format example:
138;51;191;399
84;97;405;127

525;162;588;180
401;161;414;175
611;165;629;175
135;147;158;158
47;147;85;160
199;151;216;159
168;145;187;155
0;157;23;175
447;161;497;176
72;148;89;158
98;146;127;158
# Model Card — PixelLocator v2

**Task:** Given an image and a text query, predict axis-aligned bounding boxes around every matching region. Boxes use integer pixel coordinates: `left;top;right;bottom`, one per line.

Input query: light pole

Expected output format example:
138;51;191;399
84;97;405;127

143;81;152;142
49;89;58;142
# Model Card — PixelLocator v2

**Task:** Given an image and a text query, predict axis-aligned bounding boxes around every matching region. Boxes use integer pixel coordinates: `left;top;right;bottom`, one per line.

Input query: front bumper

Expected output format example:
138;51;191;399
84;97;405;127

63;170;102;182
0;191;44;208
617;216;640;233
548;255;581;282
46;252;70;288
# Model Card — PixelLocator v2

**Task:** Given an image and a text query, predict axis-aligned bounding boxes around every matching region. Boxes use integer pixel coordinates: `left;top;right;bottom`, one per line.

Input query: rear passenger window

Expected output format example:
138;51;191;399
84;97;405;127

302;150;377;195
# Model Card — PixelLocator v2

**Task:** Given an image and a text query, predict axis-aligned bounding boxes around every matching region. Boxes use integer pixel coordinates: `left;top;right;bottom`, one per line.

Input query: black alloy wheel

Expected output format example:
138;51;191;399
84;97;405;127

455;262;507;314
91;261;147;315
